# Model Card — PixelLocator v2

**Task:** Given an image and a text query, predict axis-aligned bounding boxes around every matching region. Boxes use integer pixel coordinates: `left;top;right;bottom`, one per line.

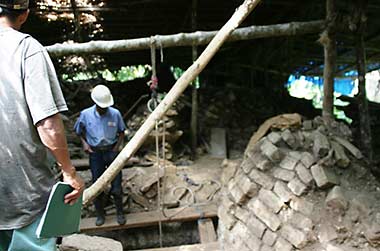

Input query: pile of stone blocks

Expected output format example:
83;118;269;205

218;117;378;251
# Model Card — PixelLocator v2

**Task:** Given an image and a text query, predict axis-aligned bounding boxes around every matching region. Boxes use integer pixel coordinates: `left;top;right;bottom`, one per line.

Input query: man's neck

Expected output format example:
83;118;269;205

0;18;19;30
96;106;108;116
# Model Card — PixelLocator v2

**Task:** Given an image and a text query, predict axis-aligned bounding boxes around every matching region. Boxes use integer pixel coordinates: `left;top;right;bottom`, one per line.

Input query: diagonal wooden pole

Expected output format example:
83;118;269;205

83;0;262;205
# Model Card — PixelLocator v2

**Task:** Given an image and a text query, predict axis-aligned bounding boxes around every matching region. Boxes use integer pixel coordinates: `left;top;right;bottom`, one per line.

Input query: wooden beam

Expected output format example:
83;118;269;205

237;64;291;76
80;203;218;233
198;218;217;243
46;20;324;57
335;51;380;75
71;159;89;170
131;242;220;251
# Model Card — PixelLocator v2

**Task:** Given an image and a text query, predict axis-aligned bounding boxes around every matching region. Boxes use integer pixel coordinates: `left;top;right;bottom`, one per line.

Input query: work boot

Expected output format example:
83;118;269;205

95;214;105;226
94;194;106;226
114;194;126;225
116;212;126;225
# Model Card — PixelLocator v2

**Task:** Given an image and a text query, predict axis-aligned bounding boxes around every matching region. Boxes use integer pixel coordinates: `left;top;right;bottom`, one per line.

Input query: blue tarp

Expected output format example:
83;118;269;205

287;75;355;96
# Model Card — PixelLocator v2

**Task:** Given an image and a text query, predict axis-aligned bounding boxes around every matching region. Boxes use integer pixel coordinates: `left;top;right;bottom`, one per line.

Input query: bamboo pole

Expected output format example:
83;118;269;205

46;20;324;57
321;0;337;119
83;0;262;205
355;0;372;161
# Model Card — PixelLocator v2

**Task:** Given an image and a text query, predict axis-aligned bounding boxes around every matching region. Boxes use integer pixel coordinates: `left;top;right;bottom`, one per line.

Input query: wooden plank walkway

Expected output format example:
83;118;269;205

131;242;220;251
198;218;217;243
71;159;89;170
80;203;218;233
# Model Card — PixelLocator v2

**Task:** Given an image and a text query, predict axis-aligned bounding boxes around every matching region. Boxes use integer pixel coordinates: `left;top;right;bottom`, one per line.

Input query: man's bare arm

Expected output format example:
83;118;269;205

36;113;84;204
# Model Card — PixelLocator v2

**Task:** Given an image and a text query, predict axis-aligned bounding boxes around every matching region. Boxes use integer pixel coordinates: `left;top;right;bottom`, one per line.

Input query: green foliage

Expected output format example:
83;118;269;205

170;66;200;88
102;69;116;81
116;65;150;82
62;72;98;82
171;66;185;80
61;65;150;83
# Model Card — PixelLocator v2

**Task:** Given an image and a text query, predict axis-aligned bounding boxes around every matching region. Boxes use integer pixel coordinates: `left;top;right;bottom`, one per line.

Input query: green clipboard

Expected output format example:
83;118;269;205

36;182;82;239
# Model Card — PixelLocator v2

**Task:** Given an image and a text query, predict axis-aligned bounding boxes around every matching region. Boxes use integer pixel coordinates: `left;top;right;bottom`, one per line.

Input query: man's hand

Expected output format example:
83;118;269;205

62;167;85;205
112;132;124;152
83;141;93;153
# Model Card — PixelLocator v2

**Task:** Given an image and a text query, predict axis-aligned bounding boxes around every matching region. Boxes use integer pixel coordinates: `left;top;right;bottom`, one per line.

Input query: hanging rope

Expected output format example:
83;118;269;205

158;38;164;63
149;36;165;248
154;120;163;248
147;37;158;113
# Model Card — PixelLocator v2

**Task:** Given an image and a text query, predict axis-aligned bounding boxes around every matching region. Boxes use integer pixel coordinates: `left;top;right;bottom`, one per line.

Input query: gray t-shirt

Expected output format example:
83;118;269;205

0;26;68;229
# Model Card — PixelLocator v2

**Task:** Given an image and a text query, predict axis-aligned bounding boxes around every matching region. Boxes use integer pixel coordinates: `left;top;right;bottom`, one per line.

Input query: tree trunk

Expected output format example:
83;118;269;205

46;20;324;57
321;0;337;119
83;0;262;206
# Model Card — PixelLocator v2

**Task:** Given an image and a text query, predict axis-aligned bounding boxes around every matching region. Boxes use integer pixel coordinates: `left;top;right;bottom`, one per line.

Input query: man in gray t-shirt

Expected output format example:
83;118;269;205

0;1;84;250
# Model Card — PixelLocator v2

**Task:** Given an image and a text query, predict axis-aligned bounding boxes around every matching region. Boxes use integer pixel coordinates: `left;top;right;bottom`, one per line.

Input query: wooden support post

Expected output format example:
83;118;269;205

354;0;372;161
83;0;262;205
191;0;198;159
70;0;97;75
198;218;217;243
321;0;337;119
70;0;83;42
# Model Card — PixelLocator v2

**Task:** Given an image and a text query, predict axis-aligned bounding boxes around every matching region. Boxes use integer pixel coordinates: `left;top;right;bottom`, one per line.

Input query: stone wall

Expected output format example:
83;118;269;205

218;117;380;251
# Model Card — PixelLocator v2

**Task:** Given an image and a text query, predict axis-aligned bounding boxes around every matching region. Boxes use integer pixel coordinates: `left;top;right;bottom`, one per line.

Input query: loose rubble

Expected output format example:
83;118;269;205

80;156;223;219
218;115;380;251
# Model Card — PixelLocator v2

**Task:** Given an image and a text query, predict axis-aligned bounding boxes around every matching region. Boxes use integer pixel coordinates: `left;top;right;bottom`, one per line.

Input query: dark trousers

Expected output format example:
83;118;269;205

89;150;123;215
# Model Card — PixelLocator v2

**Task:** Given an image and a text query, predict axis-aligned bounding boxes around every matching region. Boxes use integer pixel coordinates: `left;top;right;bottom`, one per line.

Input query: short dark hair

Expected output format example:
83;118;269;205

0;6;27;22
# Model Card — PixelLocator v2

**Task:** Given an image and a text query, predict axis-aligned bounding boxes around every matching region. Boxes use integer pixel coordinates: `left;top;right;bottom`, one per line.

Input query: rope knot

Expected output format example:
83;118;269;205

150;76;158;91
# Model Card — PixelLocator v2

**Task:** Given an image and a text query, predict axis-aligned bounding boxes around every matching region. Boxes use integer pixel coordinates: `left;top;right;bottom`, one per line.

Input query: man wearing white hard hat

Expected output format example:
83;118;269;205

0;0;84;250
74;85;126;226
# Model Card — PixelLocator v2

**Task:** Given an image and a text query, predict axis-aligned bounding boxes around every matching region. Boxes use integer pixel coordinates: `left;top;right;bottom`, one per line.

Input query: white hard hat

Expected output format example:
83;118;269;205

91;85;114;108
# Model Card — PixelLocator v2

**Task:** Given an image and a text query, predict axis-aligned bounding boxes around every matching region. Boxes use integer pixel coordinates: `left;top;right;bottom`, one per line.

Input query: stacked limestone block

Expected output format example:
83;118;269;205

218;117;379;251
126;102;184;160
